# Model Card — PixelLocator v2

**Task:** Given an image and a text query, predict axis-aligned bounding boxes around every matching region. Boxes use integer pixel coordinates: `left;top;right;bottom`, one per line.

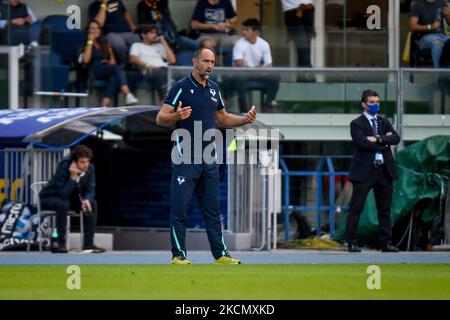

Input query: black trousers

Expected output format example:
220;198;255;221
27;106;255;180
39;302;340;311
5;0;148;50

40;196;98;247
284;8;315;67
170;163;227;260
346;166;393;245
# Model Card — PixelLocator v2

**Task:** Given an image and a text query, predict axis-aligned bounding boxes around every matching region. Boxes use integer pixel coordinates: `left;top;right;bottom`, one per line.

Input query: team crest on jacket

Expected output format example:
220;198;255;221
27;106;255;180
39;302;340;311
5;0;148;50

177;176;186;185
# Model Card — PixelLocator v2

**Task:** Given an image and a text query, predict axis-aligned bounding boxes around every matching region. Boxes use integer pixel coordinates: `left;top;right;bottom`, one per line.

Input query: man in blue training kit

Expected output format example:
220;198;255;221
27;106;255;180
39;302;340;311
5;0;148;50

156;47;257;265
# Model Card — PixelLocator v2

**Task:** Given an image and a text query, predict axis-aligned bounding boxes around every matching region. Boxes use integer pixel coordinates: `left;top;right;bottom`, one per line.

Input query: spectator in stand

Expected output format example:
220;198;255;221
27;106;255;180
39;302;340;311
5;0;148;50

191;0;239;62
199;35;216;51
129;25;176;105
137;0;199;52
281;0;315;67
0;0;41;47
89;0;140;64
409;0;450;68
82;20;138;108
232;19;280;112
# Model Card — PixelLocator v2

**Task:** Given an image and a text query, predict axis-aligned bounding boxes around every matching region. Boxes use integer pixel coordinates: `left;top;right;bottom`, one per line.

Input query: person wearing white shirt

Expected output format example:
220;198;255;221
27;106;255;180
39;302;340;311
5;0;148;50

129;25;176;104
230;18;280;112
281;0;315;67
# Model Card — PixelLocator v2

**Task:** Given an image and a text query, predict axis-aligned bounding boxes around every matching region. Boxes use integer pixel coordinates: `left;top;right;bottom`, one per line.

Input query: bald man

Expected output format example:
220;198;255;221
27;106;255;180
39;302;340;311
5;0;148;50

156;47;256;265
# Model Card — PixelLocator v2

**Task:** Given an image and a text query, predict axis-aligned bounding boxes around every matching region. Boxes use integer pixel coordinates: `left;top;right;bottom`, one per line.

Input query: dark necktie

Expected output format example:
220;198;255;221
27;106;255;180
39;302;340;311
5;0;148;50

370;117;384;165
371;118;378;135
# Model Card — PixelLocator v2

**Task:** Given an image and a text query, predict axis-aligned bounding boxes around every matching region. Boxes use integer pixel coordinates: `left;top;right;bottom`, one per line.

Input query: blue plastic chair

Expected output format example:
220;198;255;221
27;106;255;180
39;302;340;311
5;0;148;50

37;52;70;93
51;30;86;66
176;50;194;66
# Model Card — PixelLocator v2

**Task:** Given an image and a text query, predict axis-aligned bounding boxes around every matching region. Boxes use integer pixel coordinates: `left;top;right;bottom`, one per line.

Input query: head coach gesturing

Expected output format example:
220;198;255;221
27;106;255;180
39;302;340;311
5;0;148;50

156;47;256;265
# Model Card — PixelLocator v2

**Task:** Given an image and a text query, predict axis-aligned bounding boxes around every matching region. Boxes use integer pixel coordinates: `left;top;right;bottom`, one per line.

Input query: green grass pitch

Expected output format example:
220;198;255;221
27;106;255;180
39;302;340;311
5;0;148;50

0;264;449;300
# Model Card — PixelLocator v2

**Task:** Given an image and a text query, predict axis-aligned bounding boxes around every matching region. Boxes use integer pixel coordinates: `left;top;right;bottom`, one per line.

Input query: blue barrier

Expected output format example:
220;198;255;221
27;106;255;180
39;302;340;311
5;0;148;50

280;155;352;240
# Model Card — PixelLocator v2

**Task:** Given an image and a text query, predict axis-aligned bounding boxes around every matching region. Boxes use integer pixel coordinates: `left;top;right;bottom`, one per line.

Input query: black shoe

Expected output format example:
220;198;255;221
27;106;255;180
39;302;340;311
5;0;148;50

82;245;106;253
51;244;68;254
348;243;362;253
381;244;399;252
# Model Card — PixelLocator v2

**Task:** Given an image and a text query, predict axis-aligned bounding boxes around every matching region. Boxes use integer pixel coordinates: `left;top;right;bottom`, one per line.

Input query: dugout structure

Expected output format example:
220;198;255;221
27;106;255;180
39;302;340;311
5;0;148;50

0;106;283;251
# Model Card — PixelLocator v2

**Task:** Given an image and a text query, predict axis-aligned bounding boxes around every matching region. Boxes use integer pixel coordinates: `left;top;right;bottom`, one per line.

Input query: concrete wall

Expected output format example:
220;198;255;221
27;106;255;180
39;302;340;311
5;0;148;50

97;227;252;251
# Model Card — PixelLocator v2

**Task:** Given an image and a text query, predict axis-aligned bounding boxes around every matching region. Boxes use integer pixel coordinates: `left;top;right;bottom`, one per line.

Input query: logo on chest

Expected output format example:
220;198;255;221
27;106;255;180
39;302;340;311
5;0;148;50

177;176;186;185
210;89;217;103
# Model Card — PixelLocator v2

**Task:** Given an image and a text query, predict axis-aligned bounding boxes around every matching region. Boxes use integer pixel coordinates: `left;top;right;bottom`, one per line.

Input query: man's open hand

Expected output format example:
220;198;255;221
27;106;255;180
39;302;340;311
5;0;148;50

175;101;192;121
244;105;257;124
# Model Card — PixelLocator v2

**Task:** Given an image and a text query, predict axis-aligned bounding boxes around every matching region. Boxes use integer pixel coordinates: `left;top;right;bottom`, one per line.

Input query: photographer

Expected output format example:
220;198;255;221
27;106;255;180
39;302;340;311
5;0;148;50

39;145;105;254
129;25;176;105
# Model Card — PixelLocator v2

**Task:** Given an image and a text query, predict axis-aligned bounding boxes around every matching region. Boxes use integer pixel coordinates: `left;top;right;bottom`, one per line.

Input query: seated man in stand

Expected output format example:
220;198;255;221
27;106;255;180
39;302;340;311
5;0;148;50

0;0;42;47
129;25;176;105
231;18;280;112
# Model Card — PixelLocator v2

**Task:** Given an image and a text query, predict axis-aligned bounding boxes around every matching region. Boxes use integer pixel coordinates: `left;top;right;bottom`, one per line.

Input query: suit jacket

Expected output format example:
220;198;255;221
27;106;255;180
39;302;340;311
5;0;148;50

39;158;96;201
349;115;400;182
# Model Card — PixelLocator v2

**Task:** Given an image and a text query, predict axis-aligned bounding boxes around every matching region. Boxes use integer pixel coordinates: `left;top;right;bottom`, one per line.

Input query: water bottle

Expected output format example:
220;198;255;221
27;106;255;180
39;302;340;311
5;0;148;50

50;228;59;252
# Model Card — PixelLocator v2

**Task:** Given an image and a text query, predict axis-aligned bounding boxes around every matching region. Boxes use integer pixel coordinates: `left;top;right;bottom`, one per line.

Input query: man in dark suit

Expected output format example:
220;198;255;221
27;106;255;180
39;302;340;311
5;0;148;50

346;90;400;253
39;145;105;254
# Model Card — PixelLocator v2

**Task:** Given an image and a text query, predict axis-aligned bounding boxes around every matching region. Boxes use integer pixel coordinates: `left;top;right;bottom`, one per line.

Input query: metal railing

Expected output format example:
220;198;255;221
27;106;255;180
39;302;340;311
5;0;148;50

280;155;352;240
1;147;66;206
166;66;450;145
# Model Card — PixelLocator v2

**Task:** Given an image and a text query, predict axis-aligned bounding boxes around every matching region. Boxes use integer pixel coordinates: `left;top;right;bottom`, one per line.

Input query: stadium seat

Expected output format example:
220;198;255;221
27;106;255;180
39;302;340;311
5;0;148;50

51;30;86;66
216;46;233;67
410;32;433;68
21;50;70;107
126;68;159;105
176;50;194;66
245;79;266;111
40;14;69;45
50;28;86;105
38;51;70;92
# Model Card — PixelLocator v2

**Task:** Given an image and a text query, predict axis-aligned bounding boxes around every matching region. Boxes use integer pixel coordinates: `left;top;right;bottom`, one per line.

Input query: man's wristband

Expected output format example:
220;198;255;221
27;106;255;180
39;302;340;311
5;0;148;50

87;40;94;45
100;3;107;9
145;63;151;69
428;24;432;30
